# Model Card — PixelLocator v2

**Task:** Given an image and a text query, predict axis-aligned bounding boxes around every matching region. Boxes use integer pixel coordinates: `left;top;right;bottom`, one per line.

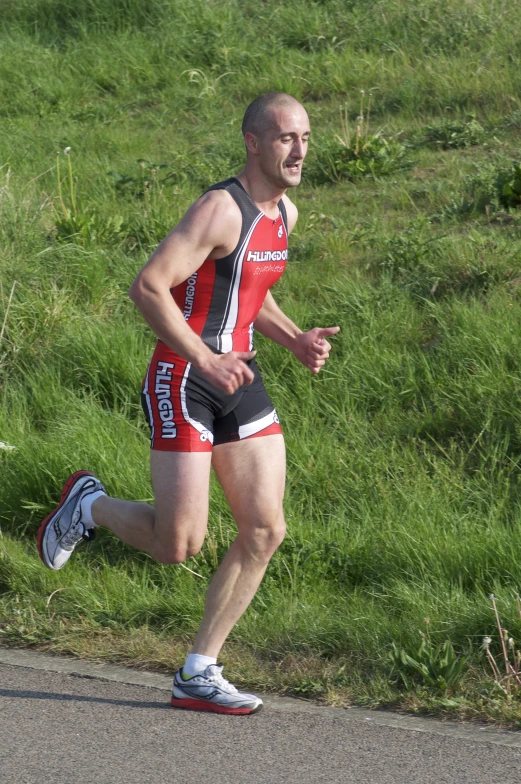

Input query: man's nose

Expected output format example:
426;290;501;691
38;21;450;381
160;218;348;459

291;139;305;159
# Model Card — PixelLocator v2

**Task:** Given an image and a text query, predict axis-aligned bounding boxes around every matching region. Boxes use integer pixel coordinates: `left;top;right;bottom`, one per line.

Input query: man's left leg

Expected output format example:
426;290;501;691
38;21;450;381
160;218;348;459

171;433;285;714
192;432;286;657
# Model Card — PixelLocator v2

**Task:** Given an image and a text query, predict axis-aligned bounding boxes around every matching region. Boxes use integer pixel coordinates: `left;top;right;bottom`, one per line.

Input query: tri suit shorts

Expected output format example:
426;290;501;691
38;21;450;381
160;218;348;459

141;342;282;452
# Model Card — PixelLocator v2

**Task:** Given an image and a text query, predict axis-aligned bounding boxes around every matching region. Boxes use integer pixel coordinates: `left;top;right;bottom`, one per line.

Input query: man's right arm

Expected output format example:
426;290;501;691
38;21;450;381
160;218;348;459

129;191;255;394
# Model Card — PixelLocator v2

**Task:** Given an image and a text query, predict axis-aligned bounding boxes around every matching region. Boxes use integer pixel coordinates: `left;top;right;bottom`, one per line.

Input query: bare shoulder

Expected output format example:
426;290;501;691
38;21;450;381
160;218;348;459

179;188;241;251
281;194;298;234
185;187;241;224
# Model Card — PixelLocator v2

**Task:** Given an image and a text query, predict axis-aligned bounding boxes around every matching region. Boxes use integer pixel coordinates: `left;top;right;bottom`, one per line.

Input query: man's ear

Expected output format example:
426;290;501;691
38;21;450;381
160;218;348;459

244;132;261;156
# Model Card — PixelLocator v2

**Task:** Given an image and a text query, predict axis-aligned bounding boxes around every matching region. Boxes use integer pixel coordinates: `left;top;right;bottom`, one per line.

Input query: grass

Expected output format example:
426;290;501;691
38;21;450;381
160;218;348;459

2;0;521;725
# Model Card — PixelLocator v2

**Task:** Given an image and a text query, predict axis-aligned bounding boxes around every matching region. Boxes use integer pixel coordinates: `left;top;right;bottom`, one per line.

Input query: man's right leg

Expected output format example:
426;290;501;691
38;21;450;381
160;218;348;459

91;451;212;563
38;451;212;570
37;449;265;714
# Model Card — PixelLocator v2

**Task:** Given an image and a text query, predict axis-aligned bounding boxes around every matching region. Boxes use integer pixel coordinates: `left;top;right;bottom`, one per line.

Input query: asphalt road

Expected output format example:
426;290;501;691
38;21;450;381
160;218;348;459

1;653;521;784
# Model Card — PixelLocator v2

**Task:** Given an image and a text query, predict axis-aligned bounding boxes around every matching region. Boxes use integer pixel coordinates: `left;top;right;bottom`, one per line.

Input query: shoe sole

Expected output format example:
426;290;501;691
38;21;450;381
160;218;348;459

170;696;263;715
36;470;96;569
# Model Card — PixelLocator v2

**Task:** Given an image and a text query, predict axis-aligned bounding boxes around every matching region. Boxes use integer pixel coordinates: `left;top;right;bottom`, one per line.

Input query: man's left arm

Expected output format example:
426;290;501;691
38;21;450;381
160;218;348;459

254;290;339;375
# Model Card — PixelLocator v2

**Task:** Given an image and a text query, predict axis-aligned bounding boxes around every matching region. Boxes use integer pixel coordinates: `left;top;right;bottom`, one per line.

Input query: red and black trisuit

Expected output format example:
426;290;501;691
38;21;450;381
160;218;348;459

141;177;288;452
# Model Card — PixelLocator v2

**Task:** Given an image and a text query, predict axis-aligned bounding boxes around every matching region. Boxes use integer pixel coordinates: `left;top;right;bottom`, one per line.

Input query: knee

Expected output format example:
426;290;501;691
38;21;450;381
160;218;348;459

153;538;204;565
241;518;286;562
269;521;287;552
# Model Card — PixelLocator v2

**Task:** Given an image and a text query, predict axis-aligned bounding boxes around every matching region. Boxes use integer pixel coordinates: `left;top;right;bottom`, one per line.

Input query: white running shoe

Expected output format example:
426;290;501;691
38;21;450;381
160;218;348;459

37;471;105;570
171;664;263;715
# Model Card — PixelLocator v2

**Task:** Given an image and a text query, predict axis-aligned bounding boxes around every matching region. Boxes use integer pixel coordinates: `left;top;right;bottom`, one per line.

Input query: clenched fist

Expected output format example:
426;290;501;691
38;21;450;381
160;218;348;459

200;351;256;395
293;327;340;374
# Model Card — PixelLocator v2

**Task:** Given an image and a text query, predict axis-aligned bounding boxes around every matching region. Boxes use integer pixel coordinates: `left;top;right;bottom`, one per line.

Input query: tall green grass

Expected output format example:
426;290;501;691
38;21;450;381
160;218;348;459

2;0;521;720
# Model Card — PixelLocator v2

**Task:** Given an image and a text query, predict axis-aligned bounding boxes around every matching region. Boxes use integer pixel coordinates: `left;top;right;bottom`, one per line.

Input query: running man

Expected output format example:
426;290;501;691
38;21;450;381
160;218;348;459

37;92;340;715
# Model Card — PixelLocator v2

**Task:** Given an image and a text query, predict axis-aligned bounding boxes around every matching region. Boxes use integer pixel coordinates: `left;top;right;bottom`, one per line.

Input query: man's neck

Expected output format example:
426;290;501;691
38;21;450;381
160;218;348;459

235;171;285;219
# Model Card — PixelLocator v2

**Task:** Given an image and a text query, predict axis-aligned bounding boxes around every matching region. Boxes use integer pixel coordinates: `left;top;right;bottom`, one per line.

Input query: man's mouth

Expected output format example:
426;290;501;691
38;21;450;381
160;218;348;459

285;162;301;174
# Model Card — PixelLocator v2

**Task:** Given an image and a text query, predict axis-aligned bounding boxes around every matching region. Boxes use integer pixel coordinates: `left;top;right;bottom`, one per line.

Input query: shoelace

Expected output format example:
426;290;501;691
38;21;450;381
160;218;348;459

61;521;85;550
60;487;99;550
206;666;239;694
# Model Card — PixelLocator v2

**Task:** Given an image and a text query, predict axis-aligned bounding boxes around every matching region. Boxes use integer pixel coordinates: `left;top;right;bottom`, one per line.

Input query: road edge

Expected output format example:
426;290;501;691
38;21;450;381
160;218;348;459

1;645;520;749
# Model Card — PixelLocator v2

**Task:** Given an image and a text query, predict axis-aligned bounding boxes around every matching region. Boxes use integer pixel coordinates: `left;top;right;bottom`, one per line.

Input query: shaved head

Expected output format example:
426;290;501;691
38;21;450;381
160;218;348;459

240;92;310;190
242;92;304;137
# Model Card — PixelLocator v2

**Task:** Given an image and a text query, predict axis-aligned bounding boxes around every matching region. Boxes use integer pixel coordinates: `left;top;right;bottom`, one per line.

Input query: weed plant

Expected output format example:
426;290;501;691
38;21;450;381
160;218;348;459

306;96;410;185
467;160;521;212
482;594;521;698
421;117;486;150
390;626;467;694
2;0;521;722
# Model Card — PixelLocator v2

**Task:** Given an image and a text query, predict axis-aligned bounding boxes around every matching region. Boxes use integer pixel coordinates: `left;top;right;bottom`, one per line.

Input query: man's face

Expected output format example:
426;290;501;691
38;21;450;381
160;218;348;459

256;105;310;189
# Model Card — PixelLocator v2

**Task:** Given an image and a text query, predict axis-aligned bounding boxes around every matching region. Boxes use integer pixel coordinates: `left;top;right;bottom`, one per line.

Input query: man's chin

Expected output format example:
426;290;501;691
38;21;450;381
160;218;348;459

264;168;302;190
280;170;302;188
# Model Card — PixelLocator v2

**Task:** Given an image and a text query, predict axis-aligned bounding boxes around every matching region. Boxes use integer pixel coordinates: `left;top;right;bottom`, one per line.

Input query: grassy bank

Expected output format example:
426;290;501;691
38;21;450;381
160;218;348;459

2;0;521;724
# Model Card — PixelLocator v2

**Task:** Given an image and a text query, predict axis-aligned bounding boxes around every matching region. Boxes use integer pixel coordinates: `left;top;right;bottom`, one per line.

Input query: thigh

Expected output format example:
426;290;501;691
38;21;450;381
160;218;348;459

150;449;213;549
211;434;286;531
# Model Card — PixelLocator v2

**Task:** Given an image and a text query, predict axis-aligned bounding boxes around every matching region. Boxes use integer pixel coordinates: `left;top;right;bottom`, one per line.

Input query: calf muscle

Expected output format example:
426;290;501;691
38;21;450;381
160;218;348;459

93;450;212;562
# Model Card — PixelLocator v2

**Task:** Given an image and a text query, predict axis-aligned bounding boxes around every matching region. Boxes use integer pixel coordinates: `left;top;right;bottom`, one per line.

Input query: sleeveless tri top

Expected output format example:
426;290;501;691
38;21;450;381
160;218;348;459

171;177;288;354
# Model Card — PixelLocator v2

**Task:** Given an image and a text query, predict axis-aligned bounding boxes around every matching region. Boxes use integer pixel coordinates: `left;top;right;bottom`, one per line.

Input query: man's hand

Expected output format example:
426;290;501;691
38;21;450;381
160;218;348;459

200;351;257;395
292;327;340;374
